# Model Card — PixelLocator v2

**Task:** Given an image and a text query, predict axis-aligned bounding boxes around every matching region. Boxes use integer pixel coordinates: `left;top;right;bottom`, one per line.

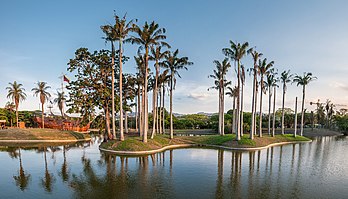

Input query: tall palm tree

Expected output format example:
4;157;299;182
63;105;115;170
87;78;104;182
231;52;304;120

134;54;146;137
54;91;66;118
280;70;293;134
150;46;170;139
6;81;26;127
32;82;51;129
226;86;238;135
257;58;274;137
101;13;136;141
293;72;317;136
247;49;262;139
158;69;170;135
131;21;168;143
208;58;231;135
162;49;193;139
223;41;249;140
265;73;277;135
240;65;246;136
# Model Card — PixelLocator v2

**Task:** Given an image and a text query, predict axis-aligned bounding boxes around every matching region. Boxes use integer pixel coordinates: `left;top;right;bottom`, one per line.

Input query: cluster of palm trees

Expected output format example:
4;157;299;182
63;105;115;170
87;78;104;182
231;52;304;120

100;13;192;143
5;81;66;128
210;40;316;140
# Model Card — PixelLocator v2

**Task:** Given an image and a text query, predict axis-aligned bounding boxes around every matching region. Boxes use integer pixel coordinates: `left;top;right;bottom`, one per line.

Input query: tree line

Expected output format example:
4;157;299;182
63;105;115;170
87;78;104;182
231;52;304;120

209;41;317;140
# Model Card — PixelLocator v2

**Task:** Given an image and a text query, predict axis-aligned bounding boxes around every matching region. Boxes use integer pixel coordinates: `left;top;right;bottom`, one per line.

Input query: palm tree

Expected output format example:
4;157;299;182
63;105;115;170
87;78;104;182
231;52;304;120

131;21;168;143
257;58;274;137
6;81;26;127
265;73;277;135
226;86;238;135
101;13;136;141
247;49;262;139
158;70;170;135
162;49;193;139
134;54;146;137
5;101;15;127
150;46;170;139
293;72;317;136
280;70;293;134
208;58;231;135
54;91;66;118
32;82;51;129
223;41;249;140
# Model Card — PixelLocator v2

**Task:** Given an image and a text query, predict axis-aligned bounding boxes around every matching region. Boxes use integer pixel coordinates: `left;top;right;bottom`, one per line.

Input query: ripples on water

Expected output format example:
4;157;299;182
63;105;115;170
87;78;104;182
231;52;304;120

0;135;347;199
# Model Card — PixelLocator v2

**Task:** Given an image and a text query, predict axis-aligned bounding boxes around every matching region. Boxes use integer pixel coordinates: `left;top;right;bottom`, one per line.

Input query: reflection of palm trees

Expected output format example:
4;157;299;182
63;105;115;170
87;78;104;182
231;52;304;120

215;150;224;199
13;148;31;191
41;147;55;192
59;146;70;182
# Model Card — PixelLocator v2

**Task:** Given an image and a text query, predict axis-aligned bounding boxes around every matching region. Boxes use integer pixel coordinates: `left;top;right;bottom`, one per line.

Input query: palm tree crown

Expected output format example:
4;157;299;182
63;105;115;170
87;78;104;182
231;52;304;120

6;81;26;108
32;82;51;105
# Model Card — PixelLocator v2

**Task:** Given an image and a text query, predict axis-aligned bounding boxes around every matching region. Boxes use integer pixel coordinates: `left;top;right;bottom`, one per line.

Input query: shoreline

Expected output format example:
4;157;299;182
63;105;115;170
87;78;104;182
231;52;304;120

99;139;313;156
0;137;91;143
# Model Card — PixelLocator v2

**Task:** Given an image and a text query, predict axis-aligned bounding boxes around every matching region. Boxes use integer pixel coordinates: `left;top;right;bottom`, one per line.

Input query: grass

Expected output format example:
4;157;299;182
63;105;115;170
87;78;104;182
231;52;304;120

100;133;311;152
0;128;90;141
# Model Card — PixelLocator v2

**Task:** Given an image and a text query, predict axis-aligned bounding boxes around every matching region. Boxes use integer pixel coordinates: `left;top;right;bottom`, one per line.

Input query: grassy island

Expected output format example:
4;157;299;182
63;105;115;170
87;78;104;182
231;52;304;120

0;128;90;141
100;134;311;154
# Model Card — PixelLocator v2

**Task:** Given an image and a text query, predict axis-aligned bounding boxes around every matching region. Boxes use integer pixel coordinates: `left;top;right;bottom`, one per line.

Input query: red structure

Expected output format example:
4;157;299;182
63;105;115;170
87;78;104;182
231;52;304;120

34;117;90;132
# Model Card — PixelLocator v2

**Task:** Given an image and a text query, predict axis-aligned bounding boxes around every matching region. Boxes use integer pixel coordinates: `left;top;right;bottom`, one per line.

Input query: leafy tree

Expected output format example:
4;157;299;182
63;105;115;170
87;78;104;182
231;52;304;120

6;81;26;127
67;48;125;140
32;81;51;128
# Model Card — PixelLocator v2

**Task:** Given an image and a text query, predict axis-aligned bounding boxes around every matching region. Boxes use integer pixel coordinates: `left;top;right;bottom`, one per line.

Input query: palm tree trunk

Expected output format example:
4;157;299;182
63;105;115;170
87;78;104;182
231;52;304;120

268;86;272;135
236;61;241;140
281;83;286;135
294;97;298;137
111;42;116;139
300;85;306;136
254;86;258;136
42;103;45;129
125;111;128;134
105;105;111;140
159;86;163;135
136;94;138;132
16;105;19;128
272;86;276;137
170;74;174;139
250;67;257;139
222;86;225;136
162;84;166;134
119;40;124;141
240;82;244;137
151;60;159;138
232;97;236;135
156;90;160;134
143;48;149;143
140;85;144;138
218;88;222;135
259;77;264;137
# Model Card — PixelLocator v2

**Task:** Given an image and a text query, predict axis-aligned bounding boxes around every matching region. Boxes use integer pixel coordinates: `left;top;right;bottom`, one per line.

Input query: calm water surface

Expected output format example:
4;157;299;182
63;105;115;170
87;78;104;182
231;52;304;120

0;135;347;199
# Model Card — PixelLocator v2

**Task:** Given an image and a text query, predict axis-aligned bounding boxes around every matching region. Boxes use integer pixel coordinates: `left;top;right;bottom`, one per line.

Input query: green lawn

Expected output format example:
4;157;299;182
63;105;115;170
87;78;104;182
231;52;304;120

100;133;311;152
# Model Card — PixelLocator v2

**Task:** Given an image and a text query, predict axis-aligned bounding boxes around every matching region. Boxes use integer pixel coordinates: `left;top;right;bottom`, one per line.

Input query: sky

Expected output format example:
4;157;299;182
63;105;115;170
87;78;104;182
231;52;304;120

1;0;348;115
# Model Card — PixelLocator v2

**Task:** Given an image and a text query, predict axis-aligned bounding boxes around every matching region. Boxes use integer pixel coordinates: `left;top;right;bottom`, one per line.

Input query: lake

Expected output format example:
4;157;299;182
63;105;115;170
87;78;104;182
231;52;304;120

0;135;347;199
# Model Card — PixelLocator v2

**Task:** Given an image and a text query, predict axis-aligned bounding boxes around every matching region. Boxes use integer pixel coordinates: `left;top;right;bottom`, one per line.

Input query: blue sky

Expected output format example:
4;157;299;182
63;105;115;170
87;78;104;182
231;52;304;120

1;0;348;114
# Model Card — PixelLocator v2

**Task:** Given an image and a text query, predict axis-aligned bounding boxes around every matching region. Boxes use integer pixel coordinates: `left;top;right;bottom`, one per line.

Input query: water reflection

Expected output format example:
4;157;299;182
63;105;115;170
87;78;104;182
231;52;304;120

13;148;31;191
0;135;346;198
